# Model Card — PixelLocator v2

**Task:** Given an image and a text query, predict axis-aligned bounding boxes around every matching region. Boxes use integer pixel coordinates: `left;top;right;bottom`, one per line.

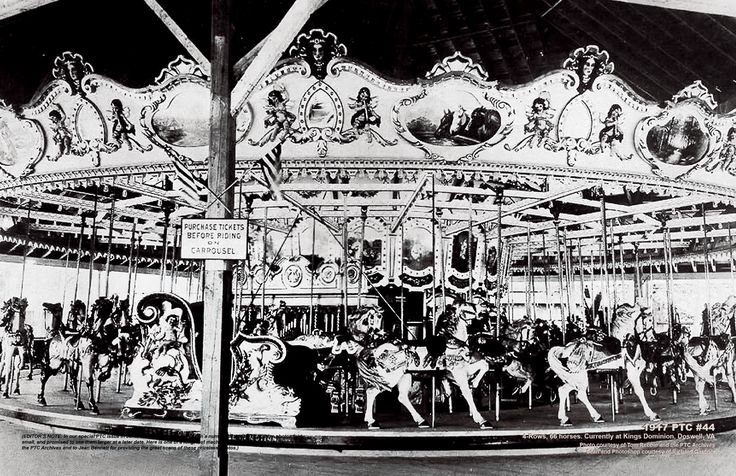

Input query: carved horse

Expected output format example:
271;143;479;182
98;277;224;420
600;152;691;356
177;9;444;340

547;303;661;426
37;297;118;413
0;297;31;397
335;305;492;429
679;298;736;415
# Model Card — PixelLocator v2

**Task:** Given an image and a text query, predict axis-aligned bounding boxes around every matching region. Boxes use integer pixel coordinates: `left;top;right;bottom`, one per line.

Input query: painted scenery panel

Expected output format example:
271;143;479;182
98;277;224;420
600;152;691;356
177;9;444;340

405;90;501;146
645;113;709;166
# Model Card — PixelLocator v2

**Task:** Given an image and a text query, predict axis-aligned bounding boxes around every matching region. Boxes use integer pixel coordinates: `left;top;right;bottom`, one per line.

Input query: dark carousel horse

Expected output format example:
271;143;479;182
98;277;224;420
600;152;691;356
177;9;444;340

434;106;501;145
0;297;33;397
37;297;121;413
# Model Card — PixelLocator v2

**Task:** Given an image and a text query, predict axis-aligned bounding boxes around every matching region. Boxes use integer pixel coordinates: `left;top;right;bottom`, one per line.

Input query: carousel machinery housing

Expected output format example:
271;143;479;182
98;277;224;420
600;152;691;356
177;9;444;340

0;0;736;453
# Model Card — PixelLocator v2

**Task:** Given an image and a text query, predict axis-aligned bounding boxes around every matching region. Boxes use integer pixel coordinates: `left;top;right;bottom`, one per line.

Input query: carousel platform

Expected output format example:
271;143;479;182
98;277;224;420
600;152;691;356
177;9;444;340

1;369;735;455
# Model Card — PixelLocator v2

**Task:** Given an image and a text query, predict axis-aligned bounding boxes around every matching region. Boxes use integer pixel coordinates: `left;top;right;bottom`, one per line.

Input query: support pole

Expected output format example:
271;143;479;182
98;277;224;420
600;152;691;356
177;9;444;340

577;237;585;331
600;189;611;334
309;217;316;331
702;206;713;335
261;208;268;317
663;223;674;337
61;235;73;313
19;205;31;299
553;221;565;342
160;206;171;292
73;217;87;306
563;228;573;329
86;192;99;315
729;223;735;293
468;197;474;303
104;198;115;296
199;0;235;471
431;175;437;428
357;206;367;308
495;190;503;336
618;235;625;304
342;192;349;326
125;220;138;300
634;243;641;303
526;228;532;319
541;234;552;322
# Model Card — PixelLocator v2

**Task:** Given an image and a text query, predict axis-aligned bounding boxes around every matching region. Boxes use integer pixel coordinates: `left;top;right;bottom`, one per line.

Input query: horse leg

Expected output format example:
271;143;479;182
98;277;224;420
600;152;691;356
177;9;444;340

557;383;573;424
574;380;603;423
26;345;33;380
694;377;708;415
83;358;99;415
364;387;380;428
468;360;489;390
396;374;428;427
37;362;54;406
626;360;660;421
12;351;21;394
449;368;488;427
726;357;736;404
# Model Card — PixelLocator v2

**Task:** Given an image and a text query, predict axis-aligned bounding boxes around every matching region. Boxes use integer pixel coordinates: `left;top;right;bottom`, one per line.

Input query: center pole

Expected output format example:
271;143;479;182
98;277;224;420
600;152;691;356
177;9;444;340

199;0;234;472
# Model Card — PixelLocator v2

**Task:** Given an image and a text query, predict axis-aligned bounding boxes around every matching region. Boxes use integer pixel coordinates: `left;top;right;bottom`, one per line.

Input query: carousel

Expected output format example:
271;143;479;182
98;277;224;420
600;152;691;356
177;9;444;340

1;19;736;452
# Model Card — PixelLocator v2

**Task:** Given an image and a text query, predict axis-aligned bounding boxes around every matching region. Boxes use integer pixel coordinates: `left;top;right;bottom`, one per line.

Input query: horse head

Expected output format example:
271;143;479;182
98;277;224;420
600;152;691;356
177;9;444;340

434;109;454;139
1;297;27;330
347;306;384;342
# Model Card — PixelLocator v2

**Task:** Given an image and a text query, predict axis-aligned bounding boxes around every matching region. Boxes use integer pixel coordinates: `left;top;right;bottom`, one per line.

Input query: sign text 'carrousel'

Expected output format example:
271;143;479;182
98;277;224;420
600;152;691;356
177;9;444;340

180;219;248;260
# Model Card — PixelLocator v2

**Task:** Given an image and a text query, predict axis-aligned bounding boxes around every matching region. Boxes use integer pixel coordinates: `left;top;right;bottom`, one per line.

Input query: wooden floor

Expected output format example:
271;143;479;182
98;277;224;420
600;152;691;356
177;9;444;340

2;368;736;452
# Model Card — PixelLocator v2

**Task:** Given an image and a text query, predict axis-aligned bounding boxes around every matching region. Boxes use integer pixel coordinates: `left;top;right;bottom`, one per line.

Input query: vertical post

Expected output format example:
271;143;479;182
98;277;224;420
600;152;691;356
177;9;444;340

73;216;87;304
431;175;437;428
19;205;31;298
199;0;234;472
495;189;503;336
261;208;268;317
554;221;565;342
600;189;611;334
702;205;712;335
648;252;653;307
634;243;641;303
400;225;405;338
542;234;552;322
357;206;367;308
663;221;673;337
171;225;180;293
131;236;141;311
618;235;625;303
104;198;115;296
468;197;474;303
160;206;171;292
526;228;532;319
563;228;573;328
61;235;73;312
437;209;447;314
125;220;138;300
309;217;316;331
86;192;99;314
729;223;735;292
577;237;585;331
530;233;537;320
610;218;617;307
342;192;349;325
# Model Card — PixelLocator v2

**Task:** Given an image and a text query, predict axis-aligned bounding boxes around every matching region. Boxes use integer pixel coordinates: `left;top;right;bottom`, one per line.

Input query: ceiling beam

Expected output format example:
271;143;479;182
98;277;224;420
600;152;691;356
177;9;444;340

607;0;736;18
141;0;210;72
0;0;59;22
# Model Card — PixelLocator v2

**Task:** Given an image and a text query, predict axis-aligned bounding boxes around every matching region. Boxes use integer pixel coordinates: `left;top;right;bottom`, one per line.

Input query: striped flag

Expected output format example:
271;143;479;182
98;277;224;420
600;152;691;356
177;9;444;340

258;143;283;201
171;156;206;206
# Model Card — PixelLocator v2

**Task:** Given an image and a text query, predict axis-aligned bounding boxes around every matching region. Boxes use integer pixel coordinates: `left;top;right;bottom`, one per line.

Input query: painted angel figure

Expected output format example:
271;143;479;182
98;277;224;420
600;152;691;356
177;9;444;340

249;88;297;147
349;87;381;132
598;104;631;161
523;95;554;147
705;127;736;174
108;99;152;153
48;103;73;160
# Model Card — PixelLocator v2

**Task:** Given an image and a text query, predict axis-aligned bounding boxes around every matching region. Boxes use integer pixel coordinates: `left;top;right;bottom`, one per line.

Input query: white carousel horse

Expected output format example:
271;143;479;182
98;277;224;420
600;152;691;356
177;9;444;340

0;297;32;398
679;298;736;415
547;303;661;426
335;305;491;430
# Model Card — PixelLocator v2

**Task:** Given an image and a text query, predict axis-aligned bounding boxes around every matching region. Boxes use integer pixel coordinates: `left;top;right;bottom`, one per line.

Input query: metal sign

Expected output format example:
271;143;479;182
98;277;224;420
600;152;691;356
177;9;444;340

180;219;248;260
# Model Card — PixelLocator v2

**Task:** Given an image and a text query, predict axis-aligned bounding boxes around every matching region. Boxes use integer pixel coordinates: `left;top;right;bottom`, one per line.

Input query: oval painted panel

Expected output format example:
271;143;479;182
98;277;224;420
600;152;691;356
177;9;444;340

0;114;41;167
304;89;337;129
405;90;500;146
152;83;209;147
645;114;709;166
402;226;433;272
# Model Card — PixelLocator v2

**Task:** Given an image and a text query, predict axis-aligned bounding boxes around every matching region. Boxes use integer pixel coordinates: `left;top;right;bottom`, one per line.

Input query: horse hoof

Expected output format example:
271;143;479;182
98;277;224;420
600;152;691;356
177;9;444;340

649;414;661;422
27;377;33;381
592;416;605;424
13;389;20;395
559;418;573;427
479;421;493;430
2;393;9;399
367;422;381;430
37;397;46;406
90;409;99;416
417;420;430;429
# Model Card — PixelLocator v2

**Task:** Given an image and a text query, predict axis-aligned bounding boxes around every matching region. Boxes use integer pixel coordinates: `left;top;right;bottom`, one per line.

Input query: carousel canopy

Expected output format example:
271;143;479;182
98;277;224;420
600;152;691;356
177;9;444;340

0;0;734;284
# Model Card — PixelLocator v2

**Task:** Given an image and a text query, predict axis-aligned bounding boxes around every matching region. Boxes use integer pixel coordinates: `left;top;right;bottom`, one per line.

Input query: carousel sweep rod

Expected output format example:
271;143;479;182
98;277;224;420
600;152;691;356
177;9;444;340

104;197;115;297
634;242;641;303
309;216;316;331
400;224;405;338
600;188;612;334
86;190;99;316
526;227;532;319
159;205;171;292
131;235;141;312
18;204;31;299
553;220;566;342
542;233;552;322
125;220;137;301
73;216;88;305
729;223;735;292
357;206;368;308
577;237;585;331
495;189;503;337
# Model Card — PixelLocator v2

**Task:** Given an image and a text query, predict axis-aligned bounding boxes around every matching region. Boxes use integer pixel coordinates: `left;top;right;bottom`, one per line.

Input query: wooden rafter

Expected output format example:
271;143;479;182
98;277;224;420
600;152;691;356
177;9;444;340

607;0;736;18
141;0;210;72
0;0;59;22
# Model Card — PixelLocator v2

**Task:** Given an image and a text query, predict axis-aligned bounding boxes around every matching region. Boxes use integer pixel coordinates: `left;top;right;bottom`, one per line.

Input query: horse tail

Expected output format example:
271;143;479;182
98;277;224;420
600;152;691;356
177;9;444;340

547;346;575;384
